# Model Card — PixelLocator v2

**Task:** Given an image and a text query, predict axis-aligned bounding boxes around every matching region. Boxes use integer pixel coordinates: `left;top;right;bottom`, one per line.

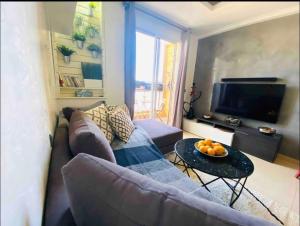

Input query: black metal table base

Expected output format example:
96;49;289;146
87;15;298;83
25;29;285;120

170;152;284;225
171;153;247;207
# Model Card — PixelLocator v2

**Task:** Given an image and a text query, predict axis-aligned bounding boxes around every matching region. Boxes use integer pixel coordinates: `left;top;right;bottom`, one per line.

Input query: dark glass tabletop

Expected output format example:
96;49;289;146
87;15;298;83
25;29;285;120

175;138;254;179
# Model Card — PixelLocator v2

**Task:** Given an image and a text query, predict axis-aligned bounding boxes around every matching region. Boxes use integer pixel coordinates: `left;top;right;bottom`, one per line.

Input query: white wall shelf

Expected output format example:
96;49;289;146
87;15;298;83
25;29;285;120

59;87;104;90
56;96;107;100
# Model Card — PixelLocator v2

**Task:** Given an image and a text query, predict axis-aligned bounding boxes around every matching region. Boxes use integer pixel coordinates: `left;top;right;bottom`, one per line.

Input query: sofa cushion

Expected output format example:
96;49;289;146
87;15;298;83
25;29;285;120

84;105;115;143
62;101;107;122
108;107;135;142
133;119;182;152
69;111;116;163
62;153;274;226
107;104;131;119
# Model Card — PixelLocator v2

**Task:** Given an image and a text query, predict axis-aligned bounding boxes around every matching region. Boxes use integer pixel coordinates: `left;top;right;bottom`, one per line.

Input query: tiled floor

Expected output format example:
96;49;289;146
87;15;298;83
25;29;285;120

182;131;300;214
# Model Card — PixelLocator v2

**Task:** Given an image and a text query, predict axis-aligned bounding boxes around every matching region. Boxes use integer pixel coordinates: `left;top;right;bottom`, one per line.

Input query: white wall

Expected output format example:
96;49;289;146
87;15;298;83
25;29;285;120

102;2;125;105
1;2;57;226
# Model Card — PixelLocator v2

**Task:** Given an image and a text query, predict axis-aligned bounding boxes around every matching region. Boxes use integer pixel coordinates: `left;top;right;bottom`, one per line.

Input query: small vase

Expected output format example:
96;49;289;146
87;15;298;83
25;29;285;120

59;77;64;87
76;40;84;49
91;51;98;58
63;55;71;64
89;7;94;17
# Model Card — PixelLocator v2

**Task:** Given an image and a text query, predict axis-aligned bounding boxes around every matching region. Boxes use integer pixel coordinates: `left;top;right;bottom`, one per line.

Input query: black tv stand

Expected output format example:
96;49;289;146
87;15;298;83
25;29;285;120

197;118;238;130
195;117;283;162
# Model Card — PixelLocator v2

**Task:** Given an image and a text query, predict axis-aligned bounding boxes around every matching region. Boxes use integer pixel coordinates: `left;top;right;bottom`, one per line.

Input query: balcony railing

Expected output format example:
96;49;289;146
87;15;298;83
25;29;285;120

134;88;168;123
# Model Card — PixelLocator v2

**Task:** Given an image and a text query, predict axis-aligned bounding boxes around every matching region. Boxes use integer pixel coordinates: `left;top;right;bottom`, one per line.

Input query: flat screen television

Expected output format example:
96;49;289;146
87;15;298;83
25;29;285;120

211;83;286;123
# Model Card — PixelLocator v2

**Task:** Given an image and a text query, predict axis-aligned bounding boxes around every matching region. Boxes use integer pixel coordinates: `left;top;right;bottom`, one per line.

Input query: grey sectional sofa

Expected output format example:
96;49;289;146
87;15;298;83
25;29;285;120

43;117;183;226
43;116;274;226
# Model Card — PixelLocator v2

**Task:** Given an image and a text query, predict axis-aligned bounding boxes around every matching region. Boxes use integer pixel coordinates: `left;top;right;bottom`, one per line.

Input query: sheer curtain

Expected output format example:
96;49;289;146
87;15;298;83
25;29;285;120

124;2;136;119
171;31;190;128
126;5;189;125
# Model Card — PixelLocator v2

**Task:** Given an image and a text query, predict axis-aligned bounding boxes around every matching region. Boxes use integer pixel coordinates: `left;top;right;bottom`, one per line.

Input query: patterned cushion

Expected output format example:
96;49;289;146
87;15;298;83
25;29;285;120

85;105;114;143
108;107;135;143
106;104;131;118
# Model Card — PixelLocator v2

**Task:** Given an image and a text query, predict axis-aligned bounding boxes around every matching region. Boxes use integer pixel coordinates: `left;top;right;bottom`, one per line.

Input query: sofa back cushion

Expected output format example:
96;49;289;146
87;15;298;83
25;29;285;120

84;105;115;143
69;111;116;163
62;153;274;226
107;104;131;119
108;106;135;143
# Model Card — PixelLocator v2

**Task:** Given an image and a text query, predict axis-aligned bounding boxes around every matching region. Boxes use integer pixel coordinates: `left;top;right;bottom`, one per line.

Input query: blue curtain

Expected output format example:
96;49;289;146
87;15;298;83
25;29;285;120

124;2;136;119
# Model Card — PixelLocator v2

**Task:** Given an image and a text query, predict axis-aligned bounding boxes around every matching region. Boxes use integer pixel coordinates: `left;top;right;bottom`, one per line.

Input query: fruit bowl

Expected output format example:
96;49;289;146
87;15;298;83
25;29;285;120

194;139;228;158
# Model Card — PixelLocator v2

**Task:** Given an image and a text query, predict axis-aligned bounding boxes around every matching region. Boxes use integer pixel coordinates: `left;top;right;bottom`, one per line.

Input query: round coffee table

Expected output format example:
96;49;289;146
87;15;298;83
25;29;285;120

173;138;254;207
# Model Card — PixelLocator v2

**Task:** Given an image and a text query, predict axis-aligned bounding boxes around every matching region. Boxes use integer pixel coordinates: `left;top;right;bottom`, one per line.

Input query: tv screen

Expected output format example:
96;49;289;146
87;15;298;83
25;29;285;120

211;83;286;123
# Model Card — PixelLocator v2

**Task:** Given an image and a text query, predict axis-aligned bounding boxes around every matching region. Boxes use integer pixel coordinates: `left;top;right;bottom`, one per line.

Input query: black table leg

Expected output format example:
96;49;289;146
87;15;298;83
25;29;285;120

229;177;247;207
183;161;190;177
221;177;248;207
171;153;186;167
190;168;211;192
174;153;178;164
169;153;248;206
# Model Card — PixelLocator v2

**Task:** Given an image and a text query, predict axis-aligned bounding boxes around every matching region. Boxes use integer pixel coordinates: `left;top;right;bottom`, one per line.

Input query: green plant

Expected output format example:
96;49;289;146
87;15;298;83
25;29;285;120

72;32;86;42
87;44;102;53
74;15;84;29
57;45;76;56
85;24;99;38
89;2;97;9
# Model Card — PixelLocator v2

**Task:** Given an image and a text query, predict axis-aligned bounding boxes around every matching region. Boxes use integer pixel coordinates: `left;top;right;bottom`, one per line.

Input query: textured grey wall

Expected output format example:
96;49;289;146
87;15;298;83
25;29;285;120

193;14;299;159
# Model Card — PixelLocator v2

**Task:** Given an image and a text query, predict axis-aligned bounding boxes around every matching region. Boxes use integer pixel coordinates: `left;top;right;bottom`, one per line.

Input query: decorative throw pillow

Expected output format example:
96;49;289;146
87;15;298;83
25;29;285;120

69;111;116;163
108;107;135;142
106;104;131;118
85;105;114;143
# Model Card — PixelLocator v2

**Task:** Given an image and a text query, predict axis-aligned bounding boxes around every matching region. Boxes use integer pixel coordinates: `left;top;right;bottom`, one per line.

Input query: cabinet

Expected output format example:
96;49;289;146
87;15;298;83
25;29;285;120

232;127;282;162
183;118;283;162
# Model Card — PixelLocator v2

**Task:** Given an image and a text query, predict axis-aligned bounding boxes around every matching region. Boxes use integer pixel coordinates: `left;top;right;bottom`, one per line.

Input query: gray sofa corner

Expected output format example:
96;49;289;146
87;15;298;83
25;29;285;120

133;119;183;154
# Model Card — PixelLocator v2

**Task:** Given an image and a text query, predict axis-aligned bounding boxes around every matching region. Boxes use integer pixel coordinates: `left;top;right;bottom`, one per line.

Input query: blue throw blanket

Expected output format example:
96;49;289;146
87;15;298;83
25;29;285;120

111;126;224;205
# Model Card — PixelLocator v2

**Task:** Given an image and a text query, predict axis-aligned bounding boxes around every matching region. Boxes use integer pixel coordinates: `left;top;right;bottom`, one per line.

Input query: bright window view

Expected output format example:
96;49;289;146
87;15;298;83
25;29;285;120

134;32;177;124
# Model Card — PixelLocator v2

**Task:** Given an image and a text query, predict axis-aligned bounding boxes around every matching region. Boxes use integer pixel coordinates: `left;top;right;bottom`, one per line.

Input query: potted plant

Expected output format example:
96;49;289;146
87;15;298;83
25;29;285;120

72;32;86;49
85;24;99;39
57;45;76;64
74;15;84;30
88;2;96;17
87;43;102;58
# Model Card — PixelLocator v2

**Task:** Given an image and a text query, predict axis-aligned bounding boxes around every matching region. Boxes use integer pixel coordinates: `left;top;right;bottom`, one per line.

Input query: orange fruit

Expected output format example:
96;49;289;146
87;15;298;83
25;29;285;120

217;145;225;151
207;148;216;156
200;146;208;153
214;146;224;155
213;146;219;151
204;139;212;146
212;142;221;147
197;140;204;145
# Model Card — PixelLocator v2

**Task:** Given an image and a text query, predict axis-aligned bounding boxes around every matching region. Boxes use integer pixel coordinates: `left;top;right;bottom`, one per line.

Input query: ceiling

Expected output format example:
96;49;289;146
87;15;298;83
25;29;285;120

136;1;299;38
